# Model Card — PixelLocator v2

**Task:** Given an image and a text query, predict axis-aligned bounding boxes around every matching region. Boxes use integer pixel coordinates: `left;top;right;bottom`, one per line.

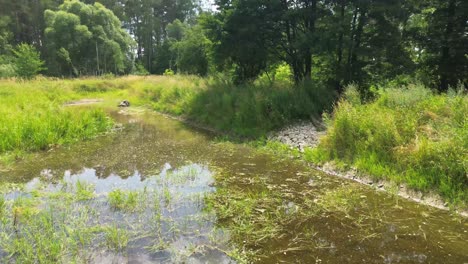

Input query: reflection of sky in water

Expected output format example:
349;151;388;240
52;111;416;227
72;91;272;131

26;163;215;196
12;163;233;263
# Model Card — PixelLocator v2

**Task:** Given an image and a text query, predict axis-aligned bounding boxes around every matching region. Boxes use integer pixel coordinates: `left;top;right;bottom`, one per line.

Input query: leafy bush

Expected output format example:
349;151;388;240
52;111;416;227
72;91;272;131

133;62;150;76
12;43;45;79
0;55;15;78
163;69;175;76
313;84;468;205
0;63;15;78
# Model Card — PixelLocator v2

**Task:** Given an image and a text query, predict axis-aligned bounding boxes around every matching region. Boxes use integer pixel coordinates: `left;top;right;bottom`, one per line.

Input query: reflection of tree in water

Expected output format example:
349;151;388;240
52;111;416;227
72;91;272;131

1;113;213;183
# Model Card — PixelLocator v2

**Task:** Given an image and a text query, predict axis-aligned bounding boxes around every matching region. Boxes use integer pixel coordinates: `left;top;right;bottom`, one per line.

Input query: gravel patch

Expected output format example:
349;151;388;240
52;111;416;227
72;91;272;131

269;121;326;152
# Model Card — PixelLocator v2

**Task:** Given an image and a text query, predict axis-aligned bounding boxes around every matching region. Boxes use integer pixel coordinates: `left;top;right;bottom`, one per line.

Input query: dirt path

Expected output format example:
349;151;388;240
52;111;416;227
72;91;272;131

64;99;104;106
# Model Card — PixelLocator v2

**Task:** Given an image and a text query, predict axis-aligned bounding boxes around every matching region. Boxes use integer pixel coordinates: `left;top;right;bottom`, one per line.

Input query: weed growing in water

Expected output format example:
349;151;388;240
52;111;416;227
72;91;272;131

163;187;172;207
108;189;140;212
104;225;129;252
0;196;5;217
317;186;365;216
75;180;95;201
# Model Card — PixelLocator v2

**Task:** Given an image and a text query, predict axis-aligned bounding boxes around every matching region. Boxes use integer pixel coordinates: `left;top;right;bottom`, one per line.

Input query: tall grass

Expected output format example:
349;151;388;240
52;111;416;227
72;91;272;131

0;78;118;158
311;84;467;205
138;76;336;137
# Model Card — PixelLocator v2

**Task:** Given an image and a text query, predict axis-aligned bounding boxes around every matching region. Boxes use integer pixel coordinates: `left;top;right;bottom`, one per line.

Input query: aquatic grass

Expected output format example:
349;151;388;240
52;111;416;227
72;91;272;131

0;196;5;218
0;191;118;263
104;225;129;252
108;189;140;212
206;185;291;251
0;163;230;263
317;186;365;216
12;197;41;223
163;187;172;206
75;180;95;201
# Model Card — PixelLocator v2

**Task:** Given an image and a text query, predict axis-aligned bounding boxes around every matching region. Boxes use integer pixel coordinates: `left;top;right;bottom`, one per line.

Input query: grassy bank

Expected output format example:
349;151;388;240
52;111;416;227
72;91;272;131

1;75;336;146
137;76;336;137
308;85;467;206
0;77;126;164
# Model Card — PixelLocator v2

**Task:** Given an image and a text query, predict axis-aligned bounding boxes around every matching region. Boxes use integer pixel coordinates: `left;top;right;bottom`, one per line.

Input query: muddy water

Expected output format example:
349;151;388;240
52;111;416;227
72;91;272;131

0;111;467;263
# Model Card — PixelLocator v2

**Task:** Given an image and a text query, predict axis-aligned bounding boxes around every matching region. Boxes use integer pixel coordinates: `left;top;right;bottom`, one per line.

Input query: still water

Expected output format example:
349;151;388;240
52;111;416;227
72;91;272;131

0;111;466;263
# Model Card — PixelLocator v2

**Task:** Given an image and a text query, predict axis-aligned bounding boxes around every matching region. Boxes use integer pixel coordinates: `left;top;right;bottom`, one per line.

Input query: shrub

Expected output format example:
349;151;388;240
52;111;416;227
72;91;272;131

0;63;15;78
0;55;15;78
163;69;175;76
133;62;149;76
12;43;45;79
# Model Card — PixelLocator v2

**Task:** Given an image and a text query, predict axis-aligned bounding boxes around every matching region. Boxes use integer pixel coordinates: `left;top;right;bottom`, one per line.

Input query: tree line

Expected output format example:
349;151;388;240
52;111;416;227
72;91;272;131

0;0;466;92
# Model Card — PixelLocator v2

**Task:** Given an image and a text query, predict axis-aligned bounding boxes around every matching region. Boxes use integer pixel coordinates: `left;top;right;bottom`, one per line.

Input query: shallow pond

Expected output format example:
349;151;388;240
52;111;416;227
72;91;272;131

0;111;466;263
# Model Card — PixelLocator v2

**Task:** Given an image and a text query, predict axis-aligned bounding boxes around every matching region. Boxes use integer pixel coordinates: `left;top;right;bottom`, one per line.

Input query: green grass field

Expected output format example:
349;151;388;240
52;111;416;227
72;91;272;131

0;77;127;165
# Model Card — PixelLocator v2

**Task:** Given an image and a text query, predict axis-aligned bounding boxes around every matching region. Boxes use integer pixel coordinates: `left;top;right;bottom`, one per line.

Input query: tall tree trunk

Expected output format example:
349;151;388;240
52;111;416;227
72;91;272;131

303;0;317;81
335;0;346;93
347;6;358;82
439;0;456;92
349;7;367;83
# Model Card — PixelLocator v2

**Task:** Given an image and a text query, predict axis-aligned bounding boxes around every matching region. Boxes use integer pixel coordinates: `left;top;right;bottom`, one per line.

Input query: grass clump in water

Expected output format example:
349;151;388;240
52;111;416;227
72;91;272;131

317;186;365;216
108;189;140;212
311;84;468;206
75;181;95;201
104;225;129;252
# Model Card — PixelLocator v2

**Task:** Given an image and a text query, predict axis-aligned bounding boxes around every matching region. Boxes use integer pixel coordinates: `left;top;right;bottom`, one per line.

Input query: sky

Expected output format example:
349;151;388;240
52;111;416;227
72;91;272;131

200;0;218;12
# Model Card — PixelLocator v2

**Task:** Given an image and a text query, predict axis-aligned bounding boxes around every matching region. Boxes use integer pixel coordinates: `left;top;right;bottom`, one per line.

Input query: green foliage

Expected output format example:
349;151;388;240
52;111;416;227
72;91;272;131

12;43;45;79
133;62;149;76
318;187;365;215
140;76;336;137
163;69;175;76
168;20;210;76
44;1;134;76
0;61;15;78
104;226;129;252
273;64;293;83
108;189;139;212
315;84;468;205
0;79;113;158
75;181;95;201
406;0;467;91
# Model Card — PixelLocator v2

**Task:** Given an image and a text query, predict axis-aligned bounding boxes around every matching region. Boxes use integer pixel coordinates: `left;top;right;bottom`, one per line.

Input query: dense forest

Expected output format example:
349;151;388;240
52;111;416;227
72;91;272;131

0;0;466;92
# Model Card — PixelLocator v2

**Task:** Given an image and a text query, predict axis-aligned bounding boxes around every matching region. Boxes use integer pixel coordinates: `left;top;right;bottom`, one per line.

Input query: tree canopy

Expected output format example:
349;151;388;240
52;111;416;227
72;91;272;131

0;0;465;91
44;1;135;76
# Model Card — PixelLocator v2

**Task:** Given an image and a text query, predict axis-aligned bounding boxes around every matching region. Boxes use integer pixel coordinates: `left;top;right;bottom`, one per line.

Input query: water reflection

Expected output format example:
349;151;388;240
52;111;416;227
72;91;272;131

0;111;466;263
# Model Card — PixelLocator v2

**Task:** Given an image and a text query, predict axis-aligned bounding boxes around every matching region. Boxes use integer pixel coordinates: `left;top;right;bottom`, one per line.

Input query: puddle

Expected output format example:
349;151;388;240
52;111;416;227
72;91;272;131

0;111;467;263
